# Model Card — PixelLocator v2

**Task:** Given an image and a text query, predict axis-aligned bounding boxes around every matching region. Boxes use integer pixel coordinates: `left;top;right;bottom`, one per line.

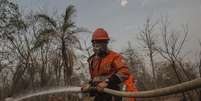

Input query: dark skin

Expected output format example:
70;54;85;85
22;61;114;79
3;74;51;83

92;40;108;57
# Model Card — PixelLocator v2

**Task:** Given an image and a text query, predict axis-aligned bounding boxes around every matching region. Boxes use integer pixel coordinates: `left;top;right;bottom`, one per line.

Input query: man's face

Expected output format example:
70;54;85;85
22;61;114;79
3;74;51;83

92;40;108;56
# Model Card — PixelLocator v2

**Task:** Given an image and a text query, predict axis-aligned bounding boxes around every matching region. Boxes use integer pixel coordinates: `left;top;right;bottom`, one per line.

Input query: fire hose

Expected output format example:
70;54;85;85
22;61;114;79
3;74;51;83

84;78;201;98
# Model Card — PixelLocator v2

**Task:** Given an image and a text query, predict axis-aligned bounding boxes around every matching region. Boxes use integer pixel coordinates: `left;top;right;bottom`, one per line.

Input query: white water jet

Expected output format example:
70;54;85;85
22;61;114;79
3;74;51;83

5;86;81;101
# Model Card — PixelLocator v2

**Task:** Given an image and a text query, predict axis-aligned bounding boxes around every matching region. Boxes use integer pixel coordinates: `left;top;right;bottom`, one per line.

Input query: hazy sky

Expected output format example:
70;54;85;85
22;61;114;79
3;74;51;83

16;0;201;58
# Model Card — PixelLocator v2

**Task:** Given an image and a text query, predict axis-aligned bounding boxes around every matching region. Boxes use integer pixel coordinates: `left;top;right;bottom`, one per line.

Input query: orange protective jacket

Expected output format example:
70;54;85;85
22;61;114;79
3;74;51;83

88;50;137;101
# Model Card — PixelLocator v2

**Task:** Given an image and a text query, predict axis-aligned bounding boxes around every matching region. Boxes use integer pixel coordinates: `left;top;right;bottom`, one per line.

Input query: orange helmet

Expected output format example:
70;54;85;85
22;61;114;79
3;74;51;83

92;28;110;42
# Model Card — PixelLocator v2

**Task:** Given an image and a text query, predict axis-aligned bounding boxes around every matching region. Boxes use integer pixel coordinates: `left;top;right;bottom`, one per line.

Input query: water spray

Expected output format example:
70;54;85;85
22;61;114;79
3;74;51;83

5;87;82;101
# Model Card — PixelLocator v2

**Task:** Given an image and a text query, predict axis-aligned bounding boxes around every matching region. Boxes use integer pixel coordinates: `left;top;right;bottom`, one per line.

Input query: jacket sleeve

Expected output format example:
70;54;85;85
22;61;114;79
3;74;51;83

108;55;130;85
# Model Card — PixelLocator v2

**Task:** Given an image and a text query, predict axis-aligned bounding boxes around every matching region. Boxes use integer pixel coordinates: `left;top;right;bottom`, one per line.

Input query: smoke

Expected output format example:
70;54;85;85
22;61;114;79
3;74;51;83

141;0;149;7
120;0;128;7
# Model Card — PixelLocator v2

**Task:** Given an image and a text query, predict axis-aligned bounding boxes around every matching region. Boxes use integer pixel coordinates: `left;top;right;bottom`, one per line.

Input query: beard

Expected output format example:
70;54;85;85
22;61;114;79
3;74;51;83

93;47;107;57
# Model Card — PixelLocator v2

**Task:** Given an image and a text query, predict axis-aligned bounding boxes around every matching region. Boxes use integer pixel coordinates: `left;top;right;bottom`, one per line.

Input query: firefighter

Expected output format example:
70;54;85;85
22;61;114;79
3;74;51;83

82;28;137;101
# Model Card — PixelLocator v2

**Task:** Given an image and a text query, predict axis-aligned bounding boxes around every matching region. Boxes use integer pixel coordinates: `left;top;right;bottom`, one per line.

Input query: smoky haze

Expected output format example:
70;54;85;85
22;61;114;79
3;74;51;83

17;0;201;60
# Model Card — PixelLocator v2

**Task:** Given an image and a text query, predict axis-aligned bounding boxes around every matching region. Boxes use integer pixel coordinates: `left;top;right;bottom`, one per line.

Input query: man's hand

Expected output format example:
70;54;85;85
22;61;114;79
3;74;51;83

81;83;90;92
96;81;108;92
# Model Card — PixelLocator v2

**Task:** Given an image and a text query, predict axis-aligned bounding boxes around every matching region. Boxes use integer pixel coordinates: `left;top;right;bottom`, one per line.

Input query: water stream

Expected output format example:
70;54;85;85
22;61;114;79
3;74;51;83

5;87;81;101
